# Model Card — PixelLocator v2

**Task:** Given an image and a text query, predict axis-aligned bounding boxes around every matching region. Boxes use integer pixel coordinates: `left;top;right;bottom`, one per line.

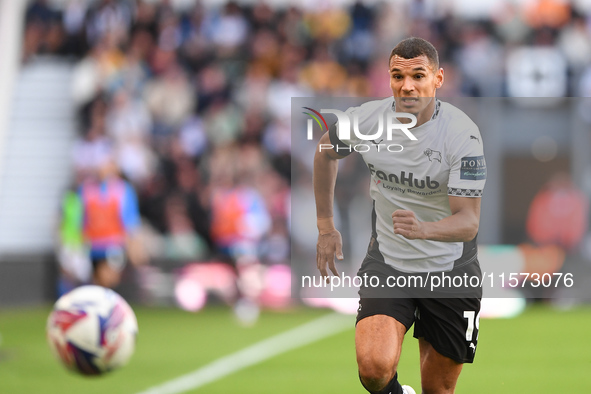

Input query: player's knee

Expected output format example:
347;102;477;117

422;387;455;394
357;355;397;389
93;263;121;288
421;379;456;394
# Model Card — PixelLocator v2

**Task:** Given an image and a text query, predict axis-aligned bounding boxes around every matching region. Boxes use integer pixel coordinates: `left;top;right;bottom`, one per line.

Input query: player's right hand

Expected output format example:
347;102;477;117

316;230;344;280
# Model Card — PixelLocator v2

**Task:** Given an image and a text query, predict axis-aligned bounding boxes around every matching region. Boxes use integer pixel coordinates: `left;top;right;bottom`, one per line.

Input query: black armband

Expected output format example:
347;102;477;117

328;122;353;157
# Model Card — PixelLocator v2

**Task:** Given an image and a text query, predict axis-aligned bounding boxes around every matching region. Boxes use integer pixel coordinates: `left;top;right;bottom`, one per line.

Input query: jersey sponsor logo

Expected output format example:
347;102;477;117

368;163;440;189
424;148;442;163
460;156;487;180
470;135;480;144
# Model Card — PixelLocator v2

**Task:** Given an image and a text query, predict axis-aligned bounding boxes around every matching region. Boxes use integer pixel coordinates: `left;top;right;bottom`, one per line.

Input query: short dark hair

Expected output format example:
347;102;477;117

389;37;439;70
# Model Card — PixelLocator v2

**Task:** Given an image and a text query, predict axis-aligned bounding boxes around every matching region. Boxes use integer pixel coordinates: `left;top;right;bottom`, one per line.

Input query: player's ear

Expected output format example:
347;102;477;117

435;67;444;89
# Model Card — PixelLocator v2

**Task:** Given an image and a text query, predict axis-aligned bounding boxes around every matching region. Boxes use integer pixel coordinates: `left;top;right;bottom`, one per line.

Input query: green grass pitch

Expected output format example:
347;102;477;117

0;303;590;393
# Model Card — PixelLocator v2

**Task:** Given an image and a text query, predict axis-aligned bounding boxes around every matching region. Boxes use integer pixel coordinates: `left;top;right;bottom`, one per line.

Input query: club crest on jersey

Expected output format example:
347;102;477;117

424;148;442;163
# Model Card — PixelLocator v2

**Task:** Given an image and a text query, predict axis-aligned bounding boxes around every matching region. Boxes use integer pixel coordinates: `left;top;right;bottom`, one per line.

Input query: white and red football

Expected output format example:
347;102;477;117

46;285;138;375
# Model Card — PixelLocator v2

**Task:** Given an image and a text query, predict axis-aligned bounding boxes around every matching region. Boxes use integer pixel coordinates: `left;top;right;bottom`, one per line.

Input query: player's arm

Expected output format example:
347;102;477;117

121;183;148;265
392;196;480;242
394;124;486;242
313;131;347;278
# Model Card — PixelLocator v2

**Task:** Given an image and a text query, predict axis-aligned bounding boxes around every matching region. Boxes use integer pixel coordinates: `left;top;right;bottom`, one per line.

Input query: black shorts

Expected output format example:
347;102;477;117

90;246;127;272
355;258;482;364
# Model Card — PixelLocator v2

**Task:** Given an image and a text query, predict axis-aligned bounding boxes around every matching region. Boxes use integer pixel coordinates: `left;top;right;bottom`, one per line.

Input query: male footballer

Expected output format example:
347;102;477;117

314;37;486;394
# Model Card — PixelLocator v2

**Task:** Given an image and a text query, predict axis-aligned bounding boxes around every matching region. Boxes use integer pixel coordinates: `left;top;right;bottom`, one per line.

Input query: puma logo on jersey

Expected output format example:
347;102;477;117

424;148;442;163
470;135;480;143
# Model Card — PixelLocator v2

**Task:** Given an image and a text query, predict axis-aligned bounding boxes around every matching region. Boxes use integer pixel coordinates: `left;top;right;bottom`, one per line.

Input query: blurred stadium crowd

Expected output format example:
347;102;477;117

20;0;591;276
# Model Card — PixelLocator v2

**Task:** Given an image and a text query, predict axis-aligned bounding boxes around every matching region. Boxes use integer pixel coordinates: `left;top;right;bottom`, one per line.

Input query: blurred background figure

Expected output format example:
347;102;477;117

56;181;90;296
526;173;589;252
79;153;146;288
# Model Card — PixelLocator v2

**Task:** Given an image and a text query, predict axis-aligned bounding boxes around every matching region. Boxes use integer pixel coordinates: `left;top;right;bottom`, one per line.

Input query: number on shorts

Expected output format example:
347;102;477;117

463;310;480;341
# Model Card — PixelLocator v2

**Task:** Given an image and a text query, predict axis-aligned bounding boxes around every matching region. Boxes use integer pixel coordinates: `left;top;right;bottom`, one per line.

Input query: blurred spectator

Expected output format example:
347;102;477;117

162;193;208;260
105;90;152;142
526;173;589;251
196;64;230;112
557;14;591;78
62;0;89;57
303;6;350;42
208;146;271;259
72;97;112;176
177;115;208;158
22;0;60;61
235;63;272;114
85;0;133;46
205;1;249;55
56;184;91;295
26;0;55;25
493;2;530;45
80;155;147;288
144;63;195;136
106;89;155;184
300;45;348;94
456;24;504;97
71;35;127;106
266;65;311;121
524;0;571;30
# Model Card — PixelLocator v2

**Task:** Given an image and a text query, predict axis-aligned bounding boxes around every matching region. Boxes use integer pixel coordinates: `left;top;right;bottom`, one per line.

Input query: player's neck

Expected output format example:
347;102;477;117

414;99;437;128
394;98;437;128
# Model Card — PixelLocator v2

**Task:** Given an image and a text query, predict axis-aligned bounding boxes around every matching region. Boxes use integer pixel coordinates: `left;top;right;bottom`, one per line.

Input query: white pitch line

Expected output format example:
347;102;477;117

136;312;352;394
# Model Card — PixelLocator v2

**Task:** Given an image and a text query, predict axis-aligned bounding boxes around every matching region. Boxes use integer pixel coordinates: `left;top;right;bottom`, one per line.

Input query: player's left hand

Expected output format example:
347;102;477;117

392;209;425;240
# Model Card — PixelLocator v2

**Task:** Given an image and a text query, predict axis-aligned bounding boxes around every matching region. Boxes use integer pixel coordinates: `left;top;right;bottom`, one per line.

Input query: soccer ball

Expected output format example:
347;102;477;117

46;285;138;375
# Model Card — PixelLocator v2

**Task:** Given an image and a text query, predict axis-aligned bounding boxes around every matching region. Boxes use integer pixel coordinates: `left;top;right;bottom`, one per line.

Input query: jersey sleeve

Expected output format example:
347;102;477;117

120;182;141;232
447;126;486;198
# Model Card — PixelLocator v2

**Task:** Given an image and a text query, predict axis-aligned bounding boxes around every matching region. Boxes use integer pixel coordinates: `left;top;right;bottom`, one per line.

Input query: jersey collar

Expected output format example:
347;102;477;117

391;98;441;122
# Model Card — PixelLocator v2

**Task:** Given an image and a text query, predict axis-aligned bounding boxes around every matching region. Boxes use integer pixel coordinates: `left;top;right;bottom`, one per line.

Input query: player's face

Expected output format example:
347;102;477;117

389;55;444;118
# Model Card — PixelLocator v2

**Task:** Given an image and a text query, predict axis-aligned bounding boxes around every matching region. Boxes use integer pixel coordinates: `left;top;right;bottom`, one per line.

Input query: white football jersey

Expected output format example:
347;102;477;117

329;97;486;272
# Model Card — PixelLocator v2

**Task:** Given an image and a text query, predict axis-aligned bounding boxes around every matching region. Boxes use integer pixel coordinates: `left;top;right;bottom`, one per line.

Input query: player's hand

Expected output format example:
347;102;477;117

392;209;425;240
316;229;344;281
